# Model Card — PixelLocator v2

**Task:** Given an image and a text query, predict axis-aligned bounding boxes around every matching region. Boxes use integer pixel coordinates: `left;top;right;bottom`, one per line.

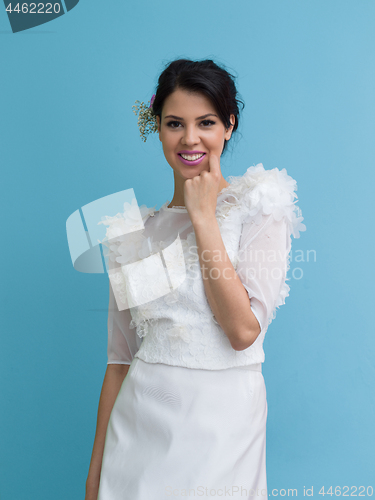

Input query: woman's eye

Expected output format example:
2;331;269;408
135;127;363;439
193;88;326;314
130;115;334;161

201;120;215;126
166;119;215;128
166;121;181;128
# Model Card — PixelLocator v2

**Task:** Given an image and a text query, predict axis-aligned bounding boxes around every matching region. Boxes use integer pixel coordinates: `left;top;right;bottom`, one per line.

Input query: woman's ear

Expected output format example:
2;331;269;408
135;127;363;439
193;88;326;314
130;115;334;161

224;114;235;141
156;115;161;136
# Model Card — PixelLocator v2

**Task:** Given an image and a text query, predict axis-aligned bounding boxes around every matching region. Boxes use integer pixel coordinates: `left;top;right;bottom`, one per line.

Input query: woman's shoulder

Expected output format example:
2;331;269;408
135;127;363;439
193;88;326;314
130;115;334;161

217;163;306;239
98;199;157;240
97;199;158;264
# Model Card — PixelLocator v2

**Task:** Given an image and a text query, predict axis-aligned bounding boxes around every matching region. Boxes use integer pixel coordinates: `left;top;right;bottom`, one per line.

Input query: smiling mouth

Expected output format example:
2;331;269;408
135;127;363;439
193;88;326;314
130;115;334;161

178;153;206;161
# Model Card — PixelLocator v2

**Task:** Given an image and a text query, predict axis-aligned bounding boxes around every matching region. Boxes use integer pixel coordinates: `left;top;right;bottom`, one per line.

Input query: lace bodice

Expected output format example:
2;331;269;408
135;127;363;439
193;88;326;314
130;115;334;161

99;164;306;370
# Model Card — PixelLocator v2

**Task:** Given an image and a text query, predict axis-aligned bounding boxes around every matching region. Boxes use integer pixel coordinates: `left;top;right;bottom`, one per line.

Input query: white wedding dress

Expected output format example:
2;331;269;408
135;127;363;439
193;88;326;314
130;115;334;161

96;164;306;499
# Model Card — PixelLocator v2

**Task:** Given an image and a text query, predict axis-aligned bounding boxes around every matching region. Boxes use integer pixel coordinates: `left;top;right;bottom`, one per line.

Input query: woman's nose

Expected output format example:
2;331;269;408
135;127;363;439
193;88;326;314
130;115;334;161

182;125;200;146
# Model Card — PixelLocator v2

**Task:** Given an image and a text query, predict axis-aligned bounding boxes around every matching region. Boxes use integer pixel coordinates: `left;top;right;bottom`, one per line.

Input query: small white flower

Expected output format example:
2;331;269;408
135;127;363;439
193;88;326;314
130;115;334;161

132;99;158;142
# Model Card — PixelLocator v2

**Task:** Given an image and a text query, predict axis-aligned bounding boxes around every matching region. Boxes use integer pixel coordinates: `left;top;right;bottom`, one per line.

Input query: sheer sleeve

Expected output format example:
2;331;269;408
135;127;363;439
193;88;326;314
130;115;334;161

236;213;290;334
97;202;157;365
105;242;143;365
107;279;142;365
220;164;306;334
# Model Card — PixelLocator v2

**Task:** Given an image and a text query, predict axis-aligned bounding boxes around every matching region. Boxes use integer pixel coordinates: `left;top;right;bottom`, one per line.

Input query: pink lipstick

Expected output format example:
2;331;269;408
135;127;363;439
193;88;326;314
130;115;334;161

177;151;206;166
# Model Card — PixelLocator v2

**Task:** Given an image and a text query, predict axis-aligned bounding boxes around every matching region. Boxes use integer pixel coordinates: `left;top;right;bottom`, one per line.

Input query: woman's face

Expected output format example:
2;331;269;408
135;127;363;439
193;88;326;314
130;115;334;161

156;88;235;180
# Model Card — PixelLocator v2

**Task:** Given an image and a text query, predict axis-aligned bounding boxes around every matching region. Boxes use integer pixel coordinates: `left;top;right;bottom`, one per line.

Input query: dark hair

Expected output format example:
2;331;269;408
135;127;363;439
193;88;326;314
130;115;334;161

151;58;244;154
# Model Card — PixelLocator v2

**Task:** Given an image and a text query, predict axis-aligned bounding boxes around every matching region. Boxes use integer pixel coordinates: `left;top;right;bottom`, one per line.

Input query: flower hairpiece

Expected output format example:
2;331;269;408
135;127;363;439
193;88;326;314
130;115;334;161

132;94;158;142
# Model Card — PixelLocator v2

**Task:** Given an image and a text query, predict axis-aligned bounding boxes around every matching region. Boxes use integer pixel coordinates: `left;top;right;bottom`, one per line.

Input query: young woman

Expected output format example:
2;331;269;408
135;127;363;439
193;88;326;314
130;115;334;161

85;58;306;500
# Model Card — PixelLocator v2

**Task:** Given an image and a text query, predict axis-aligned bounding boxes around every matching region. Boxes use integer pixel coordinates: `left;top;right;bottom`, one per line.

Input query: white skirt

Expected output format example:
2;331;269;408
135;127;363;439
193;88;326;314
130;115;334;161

97;358;268;499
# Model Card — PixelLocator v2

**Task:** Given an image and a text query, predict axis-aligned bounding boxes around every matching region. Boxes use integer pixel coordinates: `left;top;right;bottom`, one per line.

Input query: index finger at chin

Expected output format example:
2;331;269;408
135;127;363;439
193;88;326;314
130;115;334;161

214;154;221;172
210;154;219;169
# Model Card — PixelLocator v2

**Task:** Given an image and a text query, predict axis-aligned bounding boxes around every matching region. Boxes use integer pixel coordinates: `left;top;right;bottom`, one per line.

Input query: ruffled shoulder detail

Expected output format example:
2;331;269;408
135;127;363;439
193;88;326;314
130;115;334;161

96;199;158;317
216;163;306;239
216;163;306;329
97;198;157;264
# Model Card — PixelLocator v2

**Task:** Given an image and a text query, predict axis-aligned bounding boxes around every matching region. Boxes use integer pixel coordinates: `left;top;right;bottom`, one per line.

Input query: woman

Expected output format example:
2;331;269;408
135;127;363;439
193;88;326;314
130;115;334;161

85;58;306;499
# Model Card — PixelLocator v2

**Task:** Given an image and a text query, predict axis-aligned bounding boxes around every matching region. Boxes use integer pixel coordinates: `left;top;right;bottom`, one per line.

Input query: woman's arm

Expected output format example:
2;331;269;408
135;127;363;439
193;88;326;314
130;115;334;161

85;363;130;499
194;209;290;352
193;217;261;351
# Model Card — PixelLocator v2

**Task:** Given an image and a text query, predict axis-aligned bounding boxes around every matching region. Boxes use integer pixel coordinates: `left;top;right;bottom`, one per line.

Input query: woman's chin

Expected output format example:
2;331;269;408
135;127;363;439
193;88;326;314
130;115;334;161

170;163;206;178
182;167;208;179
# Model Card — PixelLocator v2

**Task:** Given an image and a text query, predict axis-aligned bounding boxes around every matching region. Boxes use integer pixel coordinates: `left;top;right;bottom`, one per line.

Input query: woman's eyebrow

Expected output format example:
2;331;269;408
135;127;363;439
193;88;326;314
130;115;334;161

164;113;218;120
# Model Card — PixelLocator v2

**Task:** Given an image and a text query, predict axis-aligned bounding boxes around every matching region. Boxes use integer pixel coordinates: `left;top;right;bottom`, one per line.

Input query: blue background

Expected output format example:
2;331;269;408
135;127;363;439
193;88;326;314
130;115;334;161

1;0;374;498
